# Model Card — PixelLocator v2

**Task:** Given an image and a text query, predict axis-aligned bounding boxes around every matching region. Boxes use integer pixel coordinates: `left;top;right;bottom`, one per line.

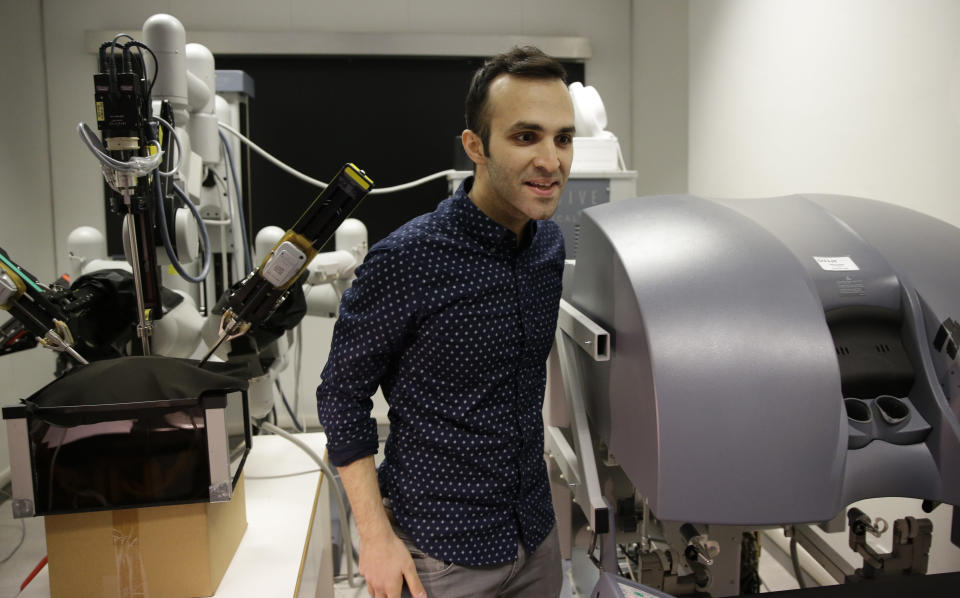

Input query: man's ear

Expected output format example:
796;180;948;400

461;129;485;166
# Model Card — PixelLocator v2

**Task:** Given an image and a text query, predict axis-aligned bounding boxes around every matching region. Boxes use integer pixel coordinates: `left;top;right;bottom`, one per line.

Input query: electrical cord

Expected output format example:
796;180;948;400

105;35;158;96
244;469;321;480
152;114;184;177
789;529;808;589
218;122;327;188
219;130;253;273
293;325;303;423
123;40;159;98
258;421;363;589
77;122;162;175
217;122;457;195
98;41;122;93
368;169;458;195
0;489;26;565
275;379;304;432
152;175;212;283
171;182;212;281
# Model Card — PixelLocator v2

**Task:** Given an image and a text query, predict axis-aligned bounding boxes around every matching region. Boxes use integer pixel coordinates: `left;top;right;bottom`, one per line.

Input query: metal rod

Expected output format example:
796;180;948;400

198;329;230;367
62;343;89;365
793;524;855;583
125;200;151;355
642;495;650;552
555;328;610;533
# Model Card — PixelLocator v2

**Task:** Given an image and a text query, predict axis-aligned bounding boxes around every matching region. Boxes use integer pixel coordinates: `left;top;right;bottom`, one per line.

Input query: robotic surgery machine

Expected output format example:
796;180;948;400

3;11;374;517
548;193;960;597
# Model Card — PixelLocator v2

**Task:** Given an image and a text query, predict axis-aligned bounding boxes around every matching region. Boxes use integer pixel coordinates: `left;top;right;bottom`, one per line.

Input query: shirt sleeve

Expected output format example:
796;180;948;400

316;238;416;467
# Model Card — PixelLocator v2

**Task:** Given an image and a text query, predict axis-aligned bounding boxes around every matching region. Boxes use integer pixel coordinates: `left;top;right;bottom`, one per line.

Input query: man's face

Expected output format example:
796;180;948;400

466;75;575;235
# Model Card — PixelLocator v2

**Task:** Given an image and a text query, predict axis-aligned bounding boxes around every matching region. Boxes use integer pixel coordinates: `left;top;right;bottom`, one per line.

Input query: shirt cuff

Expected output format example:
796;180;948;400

327;439;379;467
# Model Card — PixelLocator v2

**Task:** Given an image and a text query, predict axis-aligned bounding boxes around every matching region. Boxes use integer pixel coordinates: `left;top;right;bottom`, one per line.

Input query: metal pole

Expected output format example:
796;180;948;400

125;197;152;355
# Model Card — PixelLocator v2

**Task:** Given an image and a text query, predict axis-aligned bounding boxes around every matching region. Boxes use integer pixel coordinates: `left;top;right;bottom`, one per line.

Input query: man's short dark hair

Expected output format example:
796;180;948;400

465;46;567;156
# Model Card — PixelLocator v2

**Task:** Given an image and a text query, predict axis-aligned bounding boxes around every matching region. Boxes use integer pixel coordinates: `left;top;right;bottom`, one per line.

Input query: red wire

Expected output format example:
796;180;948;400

4;329;28;347
20;555;47;592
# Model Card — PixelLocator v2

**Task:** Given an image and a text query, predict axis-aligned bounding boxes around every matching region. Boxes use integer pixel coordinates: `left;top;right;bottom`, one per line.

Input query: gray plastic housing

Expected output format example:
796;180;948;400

568;194;960;525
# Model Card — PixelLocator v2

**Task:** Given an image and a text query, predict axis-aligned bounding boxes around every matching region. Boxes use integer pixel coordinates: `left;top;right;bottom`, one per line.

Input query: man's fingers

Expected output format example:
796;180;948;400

386;573;406;598
403;564;427;598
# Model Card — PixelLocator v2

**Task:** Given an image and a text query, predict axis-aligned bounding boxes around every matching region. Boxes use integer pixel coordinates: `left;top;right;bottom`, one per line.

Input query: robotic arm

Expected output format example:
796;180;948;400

200;163;374;366
0;248;87;365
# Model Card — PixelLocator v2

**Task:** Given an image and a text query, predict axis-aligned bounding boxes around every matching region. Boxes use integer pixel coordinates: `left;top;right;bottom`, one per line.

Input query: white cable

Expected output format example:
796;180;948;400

369;169;456;195
77;122;162;174
258;421;363;588
293;324;303;422
153;114;184;177
218;122;328;188
217;121;456;195
219;225;229;298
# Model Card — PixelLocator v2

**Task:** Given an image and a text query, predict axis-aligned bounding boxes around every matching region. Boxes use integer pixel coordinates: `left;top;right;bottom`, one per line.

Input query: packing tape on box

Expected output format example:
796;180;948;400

112;509;148;597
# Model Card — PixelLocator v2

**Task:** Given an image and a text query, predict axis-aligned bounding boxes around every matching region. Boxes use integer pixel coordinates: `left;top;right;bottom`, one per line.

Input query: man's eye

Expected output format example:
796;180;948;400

556;135;572;145
515;132;535;143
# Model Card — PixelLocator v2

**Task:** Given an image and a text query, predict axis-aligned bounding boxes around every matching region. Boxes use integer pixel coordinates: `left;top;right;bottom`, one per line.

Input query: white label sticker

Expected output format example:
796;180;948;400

618;582;655;597
813;256;859;271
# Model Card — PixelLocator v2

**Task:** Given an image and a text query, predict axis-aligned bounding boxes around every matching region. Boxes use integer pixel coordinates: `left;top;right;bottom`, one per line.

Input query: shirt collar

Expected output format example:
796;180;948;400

450;176;538;251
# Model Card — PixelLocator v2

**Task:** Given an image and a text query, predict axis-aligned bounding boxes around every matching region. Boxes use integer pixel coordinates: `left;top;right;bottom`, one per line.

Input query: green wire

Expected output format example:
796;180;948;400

0;252;43;294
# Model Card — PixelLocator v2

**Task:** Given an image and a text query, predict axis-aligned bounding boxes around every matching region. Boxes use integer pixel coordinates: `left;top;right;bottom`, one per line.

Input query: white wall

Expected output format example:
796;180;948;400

689;0;960;225
687;0;960;577
632;0;688;196
0;0;59;482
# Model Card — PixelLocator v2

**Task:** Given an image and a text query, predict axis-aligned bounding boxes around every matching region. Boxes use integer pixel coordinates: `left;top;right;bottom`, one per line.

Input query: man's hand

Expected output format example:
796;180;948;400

359;527;426;598
336;455;426;598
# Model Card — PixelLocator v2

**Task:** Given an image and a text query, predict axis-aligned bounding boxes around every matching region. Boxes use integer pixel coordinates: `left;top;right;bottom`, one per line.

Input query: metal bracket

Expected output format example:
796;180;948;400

209;481;232;503
549;327;611;535
558;299;610;362
12;499;34;518
205;407;232;502
5;418;36;518
791;524;855;583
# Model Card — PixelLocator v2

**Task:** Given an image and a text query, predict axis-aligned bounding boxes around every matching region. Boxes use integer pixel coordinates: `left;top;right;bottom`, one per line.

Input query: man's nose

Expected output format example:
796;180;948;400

533;141;560;171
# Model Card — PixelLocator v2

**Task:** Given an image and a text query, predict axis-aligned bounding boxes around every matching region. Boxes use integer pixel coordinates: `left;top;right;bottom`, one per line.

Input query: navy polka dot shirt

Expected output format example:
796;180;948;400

316;177;565;566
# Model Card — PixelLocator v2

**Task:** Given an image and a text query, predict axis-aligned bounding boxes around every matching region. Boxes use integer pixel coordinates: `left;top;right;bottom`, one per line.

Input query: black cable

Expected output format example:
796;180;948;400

108;34;135;95
98;41;123;93
124;41;159;99
789;532;808;589
275;379;304;432
0;489;26;565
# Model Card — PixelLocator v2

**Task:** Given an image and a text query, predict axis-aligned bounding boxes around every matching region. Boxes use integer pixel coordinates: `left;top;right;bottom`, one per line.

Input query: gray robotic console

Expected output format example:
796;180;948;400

567;193;960;526
554;194;960;595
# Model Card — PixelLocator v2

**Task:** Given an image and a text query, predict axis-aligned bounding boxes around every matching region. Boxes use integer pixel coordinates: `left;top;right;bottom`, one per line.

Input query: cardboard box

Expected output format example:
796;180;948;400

44;476;247;598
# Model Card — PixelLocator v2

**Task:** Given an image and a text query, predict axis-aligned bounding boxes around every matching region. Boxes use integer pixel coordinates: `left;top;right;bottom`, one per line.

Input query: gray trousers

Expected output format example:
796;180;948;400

388;508;563;598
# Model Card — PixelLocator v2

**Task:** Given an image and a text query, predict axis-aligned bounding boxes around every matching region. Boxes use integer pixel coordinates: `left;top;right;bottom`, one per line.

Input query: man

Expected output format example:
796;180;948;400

317;46;575;598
